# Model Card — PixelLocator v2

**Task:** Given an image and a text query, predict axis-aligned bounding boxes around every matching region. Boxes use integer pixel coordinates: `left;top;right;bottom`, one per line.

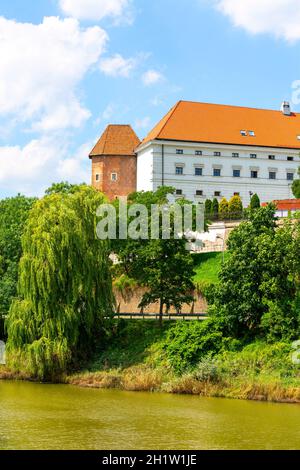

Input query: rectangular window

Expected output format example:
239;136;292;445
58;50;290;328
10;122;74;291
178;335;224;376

214;191;221;197
269;155;275;160
176;149;183;155
196;190;203;196
195;150;202;156
234;192;240;196
232;153;239;158
176;189;183;195
269;172;276;180
250;154;257;159
287;173;294;181
111;173;118;182
95;174;100;182
249;131;255;137
251;171;258;179
195;167;203;176
233;169;241;178
214;151;221;156
287;156;294;161
213;168;221;177
175;166;183;175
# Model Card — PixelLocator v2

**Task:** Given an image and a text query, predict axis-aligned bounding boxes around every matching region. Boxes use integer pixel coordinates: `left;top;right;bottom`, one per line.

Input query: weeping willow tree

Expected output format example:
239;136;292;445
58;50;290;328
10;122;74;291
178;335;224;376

5;186;115;380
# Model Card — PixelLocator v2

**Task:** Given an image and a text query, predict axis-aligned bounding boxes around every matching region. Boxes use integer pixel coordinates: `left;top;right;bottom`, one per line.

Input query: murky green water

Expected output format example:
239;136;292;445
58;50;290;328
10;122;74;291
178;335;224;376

0;380;299;450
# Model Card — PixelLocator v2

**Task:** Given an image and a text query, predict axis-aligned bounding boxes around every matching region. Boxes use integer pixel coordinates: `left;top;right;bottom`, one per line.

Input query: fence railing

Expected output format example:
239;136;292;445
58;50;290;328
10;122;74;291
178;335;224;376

112;312;207;321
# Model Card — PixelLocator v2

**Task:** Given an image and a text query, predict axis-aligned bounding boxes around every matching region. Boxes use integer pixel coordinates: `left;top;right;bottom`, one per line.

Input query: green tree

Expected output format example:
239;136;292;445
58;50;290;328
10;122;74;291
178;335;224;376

6;186;114;379
0;195;36;337
219;198;229;220
45;181;87;195
211;198;219;218
250;193;261;210
205;199;212;215
112;188;195;326
292;167;300;198
206;205;300;339
228;195;243;219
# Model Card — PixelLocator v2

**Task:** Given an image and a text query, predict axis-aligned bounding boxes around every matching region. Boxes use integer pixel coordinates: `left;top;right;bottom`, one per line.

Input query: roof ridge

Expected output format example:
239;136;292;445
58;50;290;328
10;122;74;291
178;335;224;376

178;100;299;115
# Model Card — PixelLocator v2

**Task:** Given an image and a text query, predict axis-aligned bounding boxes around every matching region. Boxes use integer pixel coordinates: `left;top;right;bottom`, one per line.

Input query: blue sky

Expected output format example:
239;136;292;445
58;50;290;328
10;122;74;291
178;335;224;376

0;0;300;197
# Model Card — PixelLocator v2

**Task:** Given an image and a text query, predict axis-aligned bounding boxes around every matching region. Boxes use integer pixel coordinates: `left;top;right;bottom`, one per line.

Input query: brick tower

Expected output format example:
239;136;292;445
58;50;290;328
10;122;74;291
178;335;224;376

89;125;140;199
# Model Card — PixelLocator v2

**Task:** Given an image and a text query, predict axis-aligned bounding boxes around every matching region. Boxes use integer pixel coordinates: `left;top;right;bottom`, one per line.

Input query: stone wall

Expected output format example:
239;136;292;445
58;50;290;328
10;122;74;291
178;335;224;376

114;287;207;314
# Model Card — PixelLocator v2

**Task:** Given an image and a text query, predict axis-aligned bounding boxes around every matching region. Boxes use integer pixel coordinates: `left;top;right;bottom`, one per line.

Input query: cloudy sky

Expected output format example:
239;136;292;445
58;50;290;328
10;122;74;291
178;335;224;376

1;0;300;197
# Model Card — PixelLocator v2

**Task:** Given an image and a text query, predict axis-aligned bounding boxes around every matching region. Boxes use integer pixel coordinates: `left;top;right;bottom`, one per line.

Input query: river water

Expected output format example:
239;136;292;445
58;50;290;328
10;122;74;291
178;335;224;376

0;380;299;450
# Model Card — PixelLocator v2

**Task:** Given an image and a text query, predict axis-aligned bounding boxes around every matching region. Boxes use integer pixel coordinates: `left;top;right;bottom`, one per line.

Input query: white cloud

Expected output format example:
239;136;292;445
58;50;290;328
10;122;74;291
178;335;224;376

215;0;300;42
134;116;151;130
142;70;165;86
0;16;108;131
59;0;131;22
99;54;136;77
0;138;90;196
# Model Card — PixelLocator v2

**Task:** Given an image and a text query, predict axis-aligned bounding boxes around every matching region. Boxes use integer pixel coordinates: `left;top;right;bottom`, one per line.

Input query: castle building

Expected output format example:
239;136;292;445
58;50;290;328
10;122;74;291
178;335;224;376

90;101;300;204
89;124;140;200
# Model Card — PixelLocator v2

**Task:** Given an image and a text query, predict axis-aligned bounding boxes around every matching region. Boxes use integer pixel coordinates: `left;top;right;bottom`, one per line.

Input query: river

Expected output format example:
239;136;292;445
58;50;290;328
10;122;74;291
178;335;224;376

0;380;299;450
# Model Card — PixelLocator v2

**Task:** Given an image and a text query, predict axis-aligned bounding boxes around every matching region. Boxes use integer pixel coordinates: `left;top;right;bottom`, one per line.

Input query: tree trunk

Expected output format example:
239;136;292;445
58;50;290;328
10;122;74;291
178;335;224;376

159;299;164;328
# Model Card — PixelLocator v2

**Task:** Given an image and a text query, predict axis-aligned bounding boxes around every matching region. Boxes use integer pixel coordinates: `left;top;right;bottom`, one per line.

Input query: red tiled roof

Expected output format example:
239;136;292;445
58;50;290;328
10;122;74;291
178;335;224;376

141;101;300;149
263;199;300;211
89;125;140;158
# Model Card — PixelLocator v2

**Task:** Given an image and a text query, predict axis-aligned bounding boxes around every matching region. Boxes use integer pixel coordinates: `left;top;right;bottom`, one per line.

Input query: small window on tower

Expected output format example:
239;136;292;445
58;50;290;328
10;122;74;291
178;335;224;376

111;173;118;182
95;174;100;182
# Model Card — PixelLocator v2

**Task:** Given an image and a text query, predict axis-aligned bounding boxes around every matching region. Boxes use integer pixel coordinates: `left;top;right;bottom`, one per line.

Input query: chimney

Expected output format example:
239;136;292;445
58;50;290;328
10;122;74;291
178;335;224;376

281;101;291;116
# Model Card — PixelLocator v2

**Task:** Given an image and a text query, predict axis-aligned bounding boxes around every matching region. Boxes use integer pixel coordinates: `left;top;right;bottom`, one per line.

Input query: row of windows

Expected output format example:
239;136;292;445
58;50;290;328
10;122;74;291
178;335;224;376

175;165;294;180
95;173;118;182
175;189;237;198
175;149;295;161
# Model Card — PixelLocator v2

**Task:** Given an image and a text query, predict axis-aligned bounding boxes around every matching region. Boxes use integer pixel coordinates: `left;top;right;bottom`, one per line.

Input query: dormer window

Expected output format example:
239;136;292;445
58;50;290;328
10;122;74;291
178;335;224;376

240;130;247;136
249;131;255;137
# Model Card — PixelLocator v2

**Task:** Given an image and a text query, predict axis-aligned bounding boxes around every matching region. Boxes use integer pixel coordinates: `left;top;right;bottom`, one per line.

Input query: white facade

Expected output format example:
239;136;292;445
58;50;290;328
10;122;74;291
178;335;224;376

136;140;299;205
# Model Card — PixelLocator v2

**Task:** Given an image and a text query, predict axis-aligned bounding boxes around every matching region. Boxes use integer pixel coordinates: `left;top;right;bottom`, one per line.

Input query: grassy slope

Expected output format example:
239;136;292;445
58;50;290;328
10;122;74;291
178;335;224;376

67;320;300;402
193;252;230;285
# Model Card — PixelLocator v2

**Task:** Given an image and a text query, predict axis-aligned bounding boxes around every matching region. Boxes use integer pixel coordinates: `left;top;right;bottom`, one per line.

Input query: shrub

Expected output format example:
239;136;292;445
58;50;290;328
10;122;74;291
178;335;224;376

219;198;229;219
162;319;225;374
228;195;243;219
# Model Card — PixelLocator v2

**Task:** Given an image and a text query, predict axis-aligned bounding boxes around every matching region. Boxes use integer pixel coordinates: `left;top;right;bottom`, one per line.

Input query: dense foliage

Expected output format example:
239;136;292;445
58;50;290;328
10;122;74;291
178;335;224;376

228;195;243;219
0;195;36;337
6;186;114;379
250;193;261;210
206;205;300;340
112;188;195;324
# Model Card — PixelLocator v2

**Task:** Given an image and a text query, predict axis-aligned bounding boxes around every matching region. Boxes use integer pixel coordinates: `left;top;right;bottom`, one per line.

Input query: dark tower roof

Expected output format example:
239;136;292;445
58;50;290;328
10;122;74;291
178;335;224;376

89;124;140;158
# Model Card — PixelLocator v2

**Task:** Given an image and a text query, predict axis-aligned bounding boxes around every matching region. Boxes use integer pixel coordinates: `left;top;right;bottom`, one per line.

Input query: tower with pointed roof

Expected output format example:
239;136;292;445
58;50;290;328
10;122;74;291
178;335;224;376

89;125;140;199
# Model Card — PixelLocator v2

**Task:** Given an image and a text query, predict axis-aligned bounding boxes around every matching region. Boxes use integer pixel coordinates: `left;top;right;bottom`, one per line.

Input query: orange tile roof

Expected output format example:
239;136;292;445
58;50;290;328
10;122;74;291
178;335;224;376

263;199;300;211
89;125;140;158
141;101;300;149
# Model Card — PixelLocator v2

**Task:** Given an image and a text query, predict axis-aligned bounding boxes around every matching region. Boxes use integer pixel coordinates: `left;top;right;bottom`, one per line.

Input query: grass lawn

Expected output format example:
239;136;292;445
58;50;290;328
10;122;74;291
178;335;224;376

192;251;230;284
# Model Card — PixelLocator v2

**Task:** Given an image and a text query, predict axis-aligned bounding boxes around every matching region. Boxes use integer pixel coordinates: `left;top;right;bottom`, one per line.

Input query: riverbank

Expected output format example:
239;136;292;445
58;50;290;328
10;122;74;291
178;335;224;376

2;320;299;403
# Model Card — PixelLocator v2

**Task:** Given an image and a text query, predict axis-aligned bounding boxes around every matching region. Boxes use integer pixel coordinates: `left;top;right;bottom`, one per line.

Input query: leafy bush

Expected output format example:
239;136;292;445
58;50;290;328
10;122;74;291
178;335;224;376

193;357;221;383
162;319;227;374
